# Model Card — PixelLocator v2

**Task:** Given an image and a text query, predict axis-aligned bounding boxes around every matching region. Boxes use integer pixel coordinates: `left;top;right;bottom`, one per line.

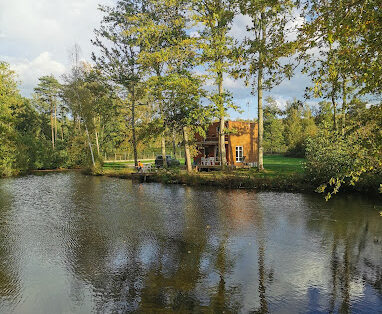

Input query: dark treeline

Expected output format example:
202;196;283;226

0;0;381;196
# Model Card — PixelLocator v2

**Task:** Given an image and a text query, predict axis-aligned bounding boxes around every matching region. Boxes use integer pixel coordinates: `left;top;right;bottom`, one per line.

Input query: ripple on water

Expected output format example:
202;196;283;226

0;172;381;313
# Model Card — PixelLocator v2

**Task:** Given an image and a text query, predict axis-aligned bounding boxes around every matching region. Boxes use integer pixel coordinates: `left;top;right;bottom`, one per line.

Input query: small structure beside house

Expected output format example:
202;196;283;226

194;121;258;169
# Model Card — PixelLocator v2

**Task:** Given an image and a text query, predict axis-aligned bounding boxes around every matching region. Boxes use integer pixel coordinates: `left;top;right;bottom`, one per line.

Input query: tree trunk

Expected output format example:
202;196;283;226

85;125;95;167
257;11;265;171
161;132;167;168
61;118;64;141
172;128;177;157
54;100;57;143
95;130;100;156
331;93;337;131
341;79;347;136
131;90;138;167
258;67;264;171
183;126;192;172
50;107;55;149
218;71;226;169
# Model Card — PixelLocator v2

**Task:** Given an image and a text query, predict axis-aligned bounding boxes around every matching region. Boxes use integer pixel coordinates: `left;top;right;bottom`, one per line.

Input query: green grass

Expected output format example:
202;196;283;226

103;160;155;169
103;155;304;177
98;154;308;191
263;155;305;175
103;158;185;169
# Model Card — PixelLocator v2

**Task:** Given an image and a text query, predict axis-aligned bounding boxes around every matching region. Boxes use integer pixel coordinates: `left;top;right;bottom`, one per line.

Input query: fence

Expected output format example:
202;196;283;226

104;149;184;162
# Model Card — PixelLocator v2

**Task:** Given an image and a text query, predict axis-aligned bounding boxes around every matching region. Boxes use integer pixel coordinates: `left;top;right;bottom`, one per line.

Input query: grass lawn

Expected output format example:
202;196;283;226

262;155;305;176
99;154;308;191
103;155;304;177
103;160;155;169
103;158;185;169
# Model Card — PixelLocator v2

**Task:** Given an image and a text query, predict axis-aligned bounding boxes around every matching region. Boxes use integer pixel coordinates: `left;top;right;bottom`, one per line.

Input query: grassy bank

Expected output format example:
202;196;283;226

100;155;312;192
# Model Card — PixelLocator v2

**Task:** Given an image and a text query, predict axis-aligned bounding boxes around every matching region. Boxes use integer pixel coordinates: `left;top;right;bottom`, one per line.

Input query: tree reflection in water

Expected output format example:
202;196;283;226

306;195;382;313
0;181;21;310
0;173;380;313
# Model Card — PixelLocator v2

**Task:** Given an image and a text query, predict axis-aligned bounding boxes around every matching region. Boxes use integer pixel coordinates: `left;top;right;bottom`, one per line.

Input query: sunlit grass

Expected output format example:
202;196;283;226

103;155;304;178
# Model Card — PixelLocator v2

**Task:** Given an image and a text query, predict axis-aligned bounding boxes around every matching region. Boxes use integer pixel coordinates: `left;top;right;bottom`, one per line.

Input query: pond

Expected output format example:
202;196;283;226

0;172;381;313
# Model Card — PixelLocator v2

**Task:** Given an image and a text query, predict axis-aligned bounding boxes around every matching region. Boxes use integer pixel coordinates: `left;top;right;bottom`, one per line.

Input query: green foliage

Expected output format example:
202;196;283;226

299;0;382;95
283;100;317;157
237;0;297;89
0;62;25;176
192;0;238;115
263;97;285;153
305;104;382;198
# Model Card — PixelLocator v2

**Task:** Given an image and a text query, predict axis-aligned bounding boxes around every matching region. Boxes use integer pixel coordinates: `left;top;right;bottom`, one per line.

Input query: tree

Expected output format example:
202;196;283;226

34;75;61;149
283;100;304;155
238;0;297;170
306;104;382;198
313;101;333;129
156;71;208;172
192;0;238;169
92;0;146;167
132;0;189;168
263;97;285;153
283;99;317;156
299;0;382;96
0;62;22;176
62;62;113;168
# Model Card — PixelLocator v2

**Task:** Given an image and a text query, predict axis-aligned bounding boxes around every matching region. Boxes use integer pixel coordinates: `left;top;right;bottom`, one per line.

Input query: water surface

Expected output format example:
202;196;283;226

0;172;381;313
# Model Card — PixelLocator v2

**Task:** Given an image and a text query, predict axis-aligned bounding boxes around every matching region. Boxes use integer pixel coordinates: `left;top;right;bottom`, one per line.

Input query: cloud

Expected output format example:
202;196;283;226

0;0;316;115
229;14;252;42
0;0;114;95
8;52;66;96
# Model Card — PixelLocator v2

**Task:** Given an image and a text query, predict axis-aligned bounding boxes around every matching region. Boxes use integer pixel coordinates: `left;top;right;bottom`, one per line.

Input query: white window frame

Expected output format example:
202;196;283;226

236;146;243;162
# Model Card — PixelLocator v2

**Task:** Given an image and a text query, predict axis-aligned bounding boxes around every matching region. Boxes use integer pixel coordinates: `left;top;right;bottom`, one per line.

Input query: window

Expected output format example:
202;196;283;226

236;146;243;162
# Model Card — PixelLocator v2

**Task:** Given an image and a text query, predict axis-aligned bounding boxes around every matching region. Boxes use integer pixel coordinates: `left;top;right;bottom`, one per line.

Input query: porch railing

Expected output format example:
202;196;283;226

200;157;221;166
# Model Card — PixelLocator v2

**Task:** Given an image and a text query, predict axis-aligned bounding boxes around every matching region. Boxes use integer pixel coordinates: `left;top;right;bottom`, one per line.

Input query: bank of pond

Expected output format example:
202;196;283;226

99;168;380;198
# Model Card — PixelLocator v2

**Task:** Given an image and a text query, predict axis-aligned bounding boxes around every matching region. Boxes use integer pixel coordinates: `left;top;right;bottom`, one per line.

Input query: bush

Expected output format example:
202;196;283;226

305;130;355;184
305;120;381;198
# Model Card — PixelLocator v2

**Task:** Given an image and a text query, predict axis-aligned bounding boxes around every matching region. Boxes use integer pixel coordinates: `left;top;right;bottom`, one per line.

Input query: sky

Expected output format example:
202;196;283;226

0;0;313;119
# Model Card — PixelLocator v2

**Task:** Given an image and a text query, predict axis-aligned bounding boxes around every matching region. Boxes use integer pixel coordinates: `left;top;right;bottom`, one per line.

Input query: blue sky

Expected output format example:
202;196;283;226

0;0;313;119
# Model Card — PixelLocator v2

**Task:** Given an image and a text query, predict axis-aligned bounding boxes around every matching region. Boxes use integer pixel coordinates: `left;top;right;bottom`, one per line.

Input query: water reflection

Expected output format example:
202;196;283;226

305;196;382;313
0;181;21;312
0;172;380;313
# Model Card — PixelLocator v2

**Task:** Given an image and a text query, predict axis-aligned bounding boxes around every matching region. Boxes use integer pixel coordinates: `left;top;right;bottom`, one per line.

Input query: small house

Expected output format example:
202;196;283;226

194;121;258;168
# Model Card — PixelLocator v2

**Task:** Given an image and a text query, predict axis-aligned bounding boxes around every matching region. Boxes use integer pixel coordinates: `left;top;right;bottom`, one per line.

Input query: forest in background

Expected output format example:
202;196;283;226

0;0;381;196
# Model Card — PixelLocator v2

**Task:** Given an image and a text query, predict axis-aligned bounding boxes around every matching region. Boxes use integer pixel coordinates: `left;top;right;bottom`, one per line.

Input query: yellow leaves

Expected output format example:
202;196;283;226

316;184;327;193
327;33;334;44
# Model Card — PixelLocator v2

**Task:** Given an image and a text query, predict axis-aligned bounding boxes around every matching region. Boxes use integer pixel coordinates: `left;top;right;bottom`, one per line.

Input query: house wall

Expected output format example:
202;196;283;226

195;122;219;142
194;120;258;166
227;121;258;166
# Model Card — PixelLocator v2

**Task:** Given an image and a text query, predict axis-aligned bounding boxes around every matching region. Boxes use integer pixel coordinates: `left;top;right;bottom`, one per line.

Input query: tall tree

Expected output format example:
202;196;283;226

0;62;22;176
263;97;285;154
62;62;113;168
134;0;208;170
192;0;238;169
237;0;297;170
92;0;146;167
34;75;61;149
299;0;382;96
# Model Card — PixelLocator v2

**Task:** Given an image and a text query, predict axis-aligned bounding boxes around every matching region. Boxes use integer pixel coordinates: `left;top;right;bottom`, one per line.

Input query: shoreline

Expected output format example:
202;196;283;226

97;168;316;193
2;167;379;198
96;169;381;198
